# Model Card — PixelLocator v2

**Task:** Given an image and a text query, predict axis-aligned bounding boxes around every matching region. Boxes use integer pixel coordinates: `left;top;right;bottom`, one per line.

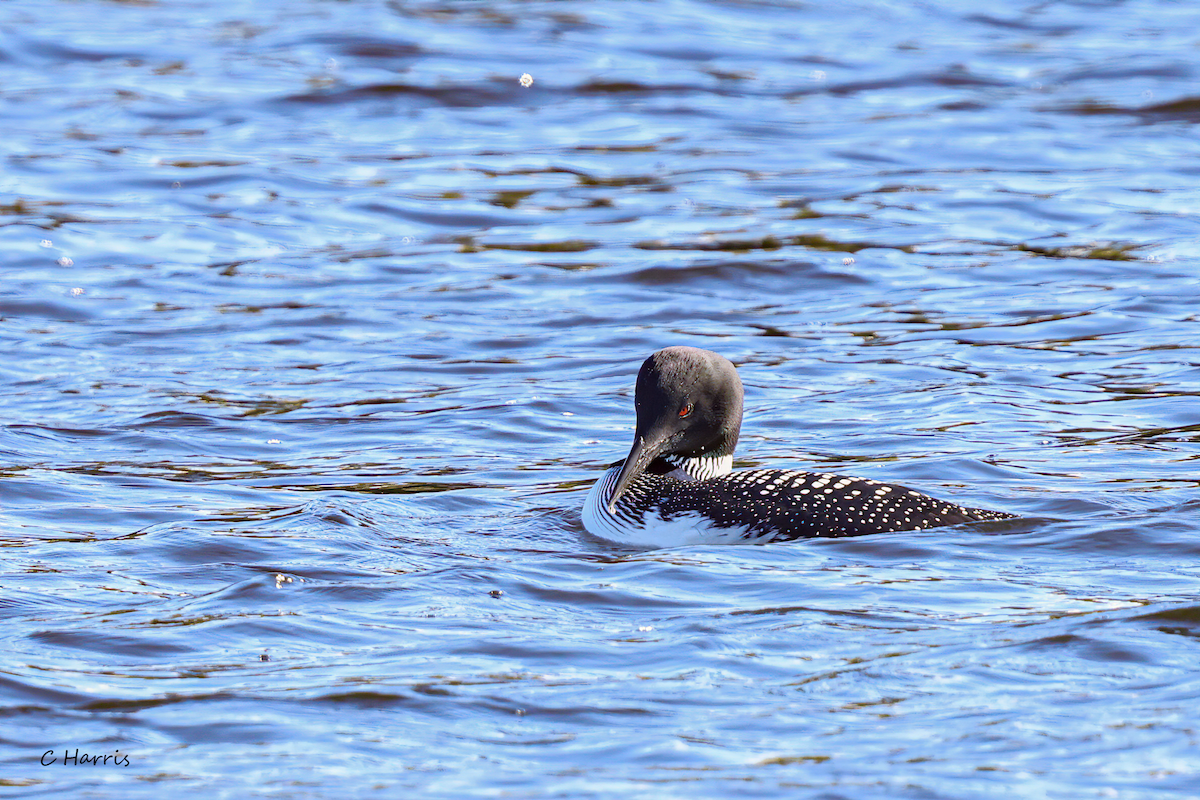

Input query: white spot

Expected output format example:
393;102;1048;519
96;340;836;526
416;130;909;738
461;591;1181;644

519;73;534;87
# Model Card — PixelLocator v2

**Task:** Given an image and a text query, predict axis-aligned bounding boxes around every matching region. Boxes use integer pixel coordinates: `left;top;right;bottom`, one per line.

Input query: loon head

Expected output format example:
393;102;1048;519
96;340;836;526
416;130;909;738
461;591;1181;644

607;346;744;512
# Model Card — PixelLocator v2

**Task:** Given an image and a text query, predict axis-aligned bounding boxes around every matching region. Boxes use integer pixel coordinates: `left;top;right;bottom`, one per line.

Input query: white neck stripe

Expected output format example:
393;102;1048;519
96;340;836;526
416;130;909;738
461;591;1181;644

663;454;733;481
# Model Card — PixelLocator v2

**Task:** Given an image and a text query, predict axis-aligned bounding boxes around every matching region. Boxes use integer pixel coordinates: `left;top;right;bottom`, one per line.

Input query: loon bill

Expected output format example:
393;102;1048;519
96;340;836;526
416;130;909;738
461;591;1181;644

583;346;1015;546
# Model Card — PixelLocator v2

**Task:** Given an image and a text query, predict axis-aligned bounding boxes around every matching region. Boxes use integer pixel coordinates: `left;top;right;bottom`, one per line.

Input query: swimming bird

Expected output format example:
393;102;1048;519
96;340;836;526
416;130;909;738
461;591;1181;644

583;346;1015;546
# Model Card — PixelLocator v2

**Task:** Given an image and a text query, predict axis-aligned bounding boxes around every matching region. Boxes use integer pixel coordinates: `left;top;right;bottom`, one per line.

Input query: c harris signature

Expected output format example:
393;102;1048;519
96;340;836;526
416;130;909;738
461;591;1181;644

40;749;130;767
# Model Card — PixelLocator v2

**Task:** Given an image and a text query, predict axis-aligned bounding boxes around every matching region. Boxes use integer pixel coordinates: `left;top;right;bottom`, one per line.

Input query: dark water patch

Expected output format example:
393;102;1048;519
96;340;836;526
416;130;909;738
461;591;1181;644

472;239;598;254
817;69;1013;99
635;233;908;254
132;411;235;429
282;80;524;109
0;297;98;322
1018;242;1140;261
30;629;195;660
963;13;1083;36
0;675;94;708
1061;96;1200;122
608;259;869;289
296;33;425;63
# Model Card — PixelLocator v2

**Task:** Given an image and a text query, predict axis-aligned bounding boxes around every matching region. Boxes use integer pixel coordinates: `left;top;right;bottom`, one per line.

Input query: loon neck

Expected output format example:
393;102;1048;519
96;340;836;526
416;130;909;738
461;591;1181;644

662;453;734;481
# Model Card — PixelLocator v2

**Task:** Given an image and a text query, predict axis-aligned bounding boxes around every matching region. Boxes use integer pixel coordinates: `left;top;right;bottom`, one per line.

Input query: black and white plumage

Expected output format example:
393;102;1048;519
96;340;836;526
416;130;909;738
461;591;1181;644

583;346;1015;546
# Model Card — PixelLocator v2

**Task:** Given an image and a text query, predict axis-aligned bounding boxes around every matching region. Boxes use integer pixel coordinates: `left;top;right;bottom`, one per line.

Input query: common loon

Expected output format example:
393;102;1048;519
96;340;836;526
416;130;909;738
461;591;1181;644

583;346;1015;546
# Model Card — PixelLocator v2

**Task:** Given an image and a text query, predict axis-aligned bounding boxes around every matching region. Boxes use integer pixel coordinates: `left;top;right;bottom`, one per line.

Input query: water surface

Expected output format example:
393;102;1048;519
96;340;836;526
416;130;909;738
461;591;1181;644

3;0;1200;797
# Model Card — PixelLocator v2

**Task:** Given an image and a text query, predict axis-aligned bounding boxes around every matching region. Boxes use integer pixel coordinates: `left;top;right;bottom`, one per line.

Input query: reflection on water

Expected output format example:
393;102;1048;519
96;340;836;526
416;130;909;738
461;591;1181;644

3;0;1200;796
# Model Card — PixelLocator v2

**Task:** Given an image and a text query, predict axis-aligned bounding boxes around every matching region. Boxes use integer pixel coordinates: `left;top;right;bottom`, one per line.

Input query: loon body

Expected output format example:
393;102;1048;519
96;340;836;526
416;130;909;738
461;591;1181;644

583;347;1014;546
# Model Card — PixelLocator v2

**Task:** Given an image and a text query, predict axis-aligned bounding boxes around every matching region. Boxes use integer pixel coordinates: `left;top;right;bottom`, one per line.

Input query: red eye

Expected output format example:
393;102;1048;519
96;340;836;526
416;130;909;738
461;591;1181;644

679;403;694;418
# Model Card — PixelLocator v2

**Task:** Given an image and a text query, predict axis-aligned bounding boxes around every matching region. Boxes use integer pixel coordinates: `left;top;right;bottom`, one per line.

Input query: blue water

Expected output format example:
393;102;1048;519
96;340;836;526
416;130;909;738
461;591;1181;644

3;0;1200;796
